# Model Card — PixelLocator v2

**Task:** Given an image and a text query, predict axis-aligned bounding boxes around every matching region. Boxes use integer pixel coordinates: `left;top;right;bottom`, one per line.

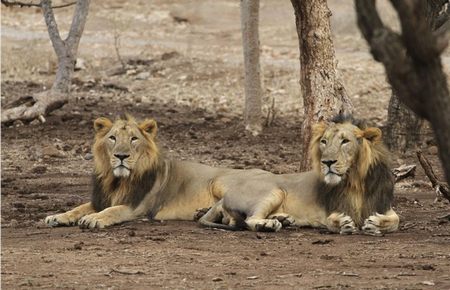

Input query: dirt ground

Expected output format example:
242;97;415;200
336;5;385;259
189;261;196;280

2;1;450;289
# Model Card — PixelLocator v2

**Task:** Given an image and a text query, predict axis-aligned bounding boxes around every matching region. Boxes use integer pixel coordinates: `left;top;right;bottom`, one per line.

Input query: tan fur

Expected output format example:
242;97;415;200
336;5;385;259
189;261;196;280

199;117;399;235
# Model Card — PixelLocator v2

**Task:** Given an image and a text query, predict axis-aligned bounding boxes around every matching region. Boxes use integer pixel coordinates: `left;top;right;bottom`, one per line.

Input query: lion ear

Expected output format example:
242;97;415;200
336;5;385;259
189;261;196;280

140;119;158;138
312;122;327;138
94;117;112;133
363;127;382;142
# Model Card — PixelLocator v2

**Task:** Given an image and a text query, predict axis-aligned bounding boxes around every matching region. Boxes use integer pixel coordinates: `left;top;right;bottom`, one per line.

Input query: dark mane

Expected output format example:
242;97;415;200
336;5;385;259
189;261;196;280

331;113;367;130
317;161;394;227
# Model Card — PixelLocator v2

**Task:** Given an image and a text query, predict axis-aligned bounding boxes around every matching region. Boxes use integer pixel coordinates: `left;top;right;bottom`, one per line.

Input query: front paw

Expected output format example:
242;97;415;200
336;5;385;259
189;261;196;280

45;213;78;227
339;215;357;235
78;213;108;229
362;215;383;236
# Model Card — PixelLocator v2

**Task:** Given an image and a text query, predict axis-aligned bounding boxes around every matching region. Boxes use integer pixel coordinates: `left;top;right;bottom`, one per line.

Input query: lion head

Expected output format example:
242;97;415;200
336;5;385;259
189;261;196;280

92;114;160;179
310;115;389;187
310;114;393;225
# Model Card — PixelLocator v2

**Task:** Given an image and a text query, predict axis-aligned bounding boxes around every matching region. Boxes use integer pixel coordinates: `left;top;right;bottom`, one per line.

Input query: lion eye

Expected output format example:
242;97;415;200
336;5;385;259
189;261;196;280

109;136;116;142
342;138;350;145
320;139;327;145
131;136;138;142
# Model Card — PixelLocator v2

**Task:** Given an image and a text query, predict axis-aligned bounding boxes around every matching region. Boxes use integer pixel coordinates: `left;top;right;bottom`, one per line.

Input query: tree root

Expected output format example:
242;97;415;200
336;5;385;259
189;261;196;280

1;90;67;125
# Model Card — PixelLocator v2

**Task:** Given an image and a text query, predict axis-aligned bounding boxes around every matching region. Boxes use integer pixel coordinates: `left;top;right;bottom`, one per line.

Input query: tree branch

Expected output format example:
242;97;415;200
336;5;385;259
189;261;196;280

66;0;90;56
41;0;65;58
1;0;76;9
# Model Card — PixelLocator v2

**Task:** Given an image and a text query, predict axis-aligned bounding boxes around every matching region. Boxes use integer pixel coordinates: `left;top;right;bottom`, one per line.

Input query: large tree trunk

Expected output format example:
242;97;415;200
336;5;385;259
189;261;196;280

240;0;263;136
385;91;426;152
355;0;450;183
1;0;90;124
290;0;353;171
385;0;447;152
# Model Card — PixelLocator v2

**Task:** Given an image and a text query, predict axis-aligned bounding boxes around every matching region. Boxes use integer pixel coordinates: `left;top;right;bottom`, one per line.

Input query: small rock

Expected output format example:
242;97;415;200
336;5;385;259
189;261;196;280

421;281;435;286
31;166;47;174
212;277;223;282
75;58;86;70
128;230;136;237
84;153;93;160
247;276;259;280
260;252;268;256
220;117;232;124
428;146;439;155
73;241;83;250
42;145;65;158
9;219;19;228
135;71;150;80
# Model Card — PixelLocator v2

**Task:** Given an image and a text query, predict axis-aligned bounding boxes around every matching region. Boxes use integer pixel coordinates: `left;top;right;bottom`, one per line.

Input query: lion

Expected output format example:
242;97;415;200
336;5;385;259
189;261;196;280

198;115;399;235
45;114;265;229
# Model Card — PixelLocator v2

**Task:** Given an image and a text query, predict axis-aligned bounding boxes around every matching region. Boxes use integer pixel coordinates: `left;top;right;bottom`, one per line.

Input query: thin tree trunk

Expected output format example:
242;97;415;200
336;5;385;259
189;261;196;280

355;0;450;183
241;0;263;136
290;0;353;171
1;0;90;124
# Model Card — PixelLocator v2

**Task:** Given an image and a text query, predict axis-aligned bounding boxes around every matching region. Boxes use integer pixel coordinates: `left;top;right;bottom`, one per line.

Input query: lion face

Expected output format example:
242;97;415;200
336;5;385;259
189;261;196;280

93;116;159;178
311;121;382;186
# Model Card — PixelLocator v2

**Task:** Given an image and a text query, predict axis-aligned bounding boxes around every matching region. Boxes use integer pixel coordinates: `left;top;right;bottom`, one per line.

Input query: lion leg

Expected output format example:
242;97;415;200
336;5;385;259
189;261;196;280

78;205;135;229
268;213;296;227
326;212;358;235
245;191;284;232
362;208;399;236
198;200;239;230
45;202;95;227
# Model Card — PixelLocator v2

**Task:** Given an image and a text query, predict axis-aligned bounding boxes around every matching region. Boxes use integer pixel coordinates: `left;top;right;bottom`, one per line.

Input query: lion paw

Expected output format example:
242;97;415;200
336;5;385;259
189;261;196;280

251;219;282;232
269;213;296;227
193;207;211;221
339;215;358;235
44;213;78;227
78;213;108;229
362;215;384;236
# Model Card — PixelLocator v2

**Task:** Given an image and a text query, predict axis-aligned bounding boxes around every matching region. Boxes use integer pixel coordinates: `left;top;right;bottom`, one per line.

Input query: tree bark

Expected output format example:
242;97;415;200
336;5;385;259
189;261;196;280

1;0;90;124
240;0;263;136
355;0;450;183
385;91;426;152
290;0;353;171
386;0;448;152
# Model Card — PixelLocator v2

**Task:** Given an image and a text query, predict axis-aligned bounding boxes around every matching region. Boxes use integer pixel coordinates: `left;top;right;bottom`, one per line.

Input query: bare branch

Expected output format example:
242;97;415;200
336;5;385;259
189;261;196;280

1;0;76;9
66;0;91;56
41;0;65;58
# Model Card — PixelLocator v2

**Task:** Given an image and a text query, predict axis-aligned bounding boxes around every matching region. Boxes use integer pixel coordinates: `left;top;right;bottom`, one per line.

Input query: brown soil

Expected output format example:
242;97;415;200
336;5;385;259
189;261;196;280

2;1;449;289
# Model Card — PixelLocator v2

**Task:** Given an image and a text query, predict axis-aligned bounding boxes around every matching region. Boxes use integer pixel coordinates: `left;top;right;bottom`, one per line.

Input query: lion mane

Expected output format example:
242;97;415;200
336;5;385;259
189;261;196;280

90;114;165;213
311;114;394;226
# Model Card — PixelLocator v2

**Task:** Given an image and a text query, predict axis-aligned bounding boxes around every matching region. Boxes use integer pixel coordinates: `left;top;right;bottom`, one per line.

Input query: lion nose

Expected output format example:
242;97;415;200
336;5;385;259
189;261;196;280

114;154;130;161
322;160;337;168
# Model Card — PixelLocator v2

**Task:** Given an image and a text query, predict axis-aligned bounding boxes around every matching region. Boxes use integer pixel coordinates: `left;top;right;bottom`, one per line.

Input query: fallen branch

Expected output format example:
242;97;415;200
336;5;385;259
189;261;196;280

1;0;76;9
392;164;416;182
108;268;145;276
416;150;450;203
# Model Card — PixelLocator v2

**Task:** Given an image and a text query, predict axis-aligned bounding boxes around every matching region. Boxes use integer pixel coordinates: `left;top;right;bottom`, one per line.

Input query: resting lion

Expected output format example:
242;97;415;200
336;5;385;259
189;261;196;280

199;115;399;235
45;114;258;229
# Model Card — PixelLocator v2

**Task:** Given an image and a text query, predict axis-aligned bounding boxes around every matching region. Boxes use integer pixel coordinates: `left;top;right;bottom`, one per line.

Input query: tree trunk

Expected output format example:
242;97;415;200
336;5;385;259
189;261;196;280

385;0;447;152
240;0;263;136
290;0;353;171
385;92;425;152
355;0;450;183
1;0;90;124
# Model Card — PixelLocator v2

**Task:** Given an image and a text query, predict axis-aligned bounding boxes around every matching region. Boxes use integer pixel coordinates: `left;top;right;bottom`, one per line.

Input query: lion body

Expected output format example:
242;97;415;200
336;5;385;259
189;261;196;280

199;115;399;235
